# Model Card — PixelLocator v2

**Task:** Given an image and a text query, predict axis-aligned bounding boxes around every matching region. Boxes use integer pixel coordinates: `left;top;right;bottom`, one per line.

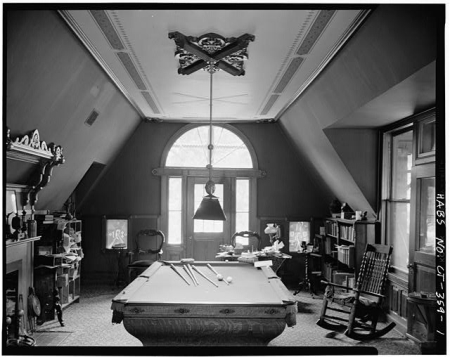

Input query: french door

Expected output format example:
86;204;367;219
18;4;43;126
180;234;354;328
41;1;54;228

186;176;232;260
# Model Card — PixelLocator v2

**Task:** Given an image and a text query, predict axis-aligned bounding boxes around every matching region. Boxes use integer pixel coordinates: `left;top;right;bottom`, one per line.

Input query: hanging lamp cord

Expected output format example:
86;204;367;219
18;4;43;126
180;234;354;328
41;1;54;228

208;62;213;183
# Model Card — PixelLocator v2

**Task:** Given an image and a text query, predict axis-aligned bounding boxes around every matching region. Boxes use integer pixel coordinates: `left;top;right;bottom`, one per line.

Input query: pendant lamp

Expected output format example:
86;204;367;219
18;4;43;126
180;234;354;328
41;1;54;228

193;61;227;221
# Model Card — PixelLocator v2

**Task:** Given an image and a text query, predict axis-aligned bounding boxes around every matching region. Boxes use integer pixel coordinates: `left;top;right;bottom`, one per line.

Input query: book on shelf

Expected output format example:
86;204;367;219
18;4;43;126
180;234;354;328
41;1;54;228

340;225;355;242
336;245;355;267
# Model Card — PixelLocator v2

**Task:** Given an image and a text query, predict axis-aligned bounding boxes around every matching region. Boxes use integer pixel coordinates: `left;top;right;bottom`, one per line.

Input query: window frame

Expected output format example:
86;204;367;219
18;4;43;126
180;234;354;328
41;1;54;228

379;108;436;280
156;124;263;247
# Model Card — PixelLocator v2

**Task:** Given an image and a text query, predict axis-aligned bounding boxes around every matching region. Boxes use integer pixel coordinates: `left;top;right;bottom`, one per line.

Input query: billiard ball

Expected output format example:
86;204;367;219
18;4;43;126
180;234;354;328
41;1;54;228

226;276;233;283
217;274;223;281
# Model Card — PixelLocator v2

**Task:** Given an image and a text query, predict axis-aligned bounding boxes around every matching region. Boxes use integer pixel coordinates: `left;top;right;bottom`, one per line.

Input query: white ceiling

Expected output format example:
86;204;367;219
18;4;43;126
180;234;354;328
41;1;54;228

60;8;370;123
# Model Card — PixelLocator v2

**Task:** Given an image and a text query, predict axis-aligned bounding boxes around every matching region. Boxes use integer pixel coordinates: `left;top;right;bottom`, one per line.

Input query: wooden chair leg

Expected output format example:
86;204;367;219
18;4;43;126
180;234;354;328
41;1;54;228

319;296;328;321
370;312;379;333
345;299;358;336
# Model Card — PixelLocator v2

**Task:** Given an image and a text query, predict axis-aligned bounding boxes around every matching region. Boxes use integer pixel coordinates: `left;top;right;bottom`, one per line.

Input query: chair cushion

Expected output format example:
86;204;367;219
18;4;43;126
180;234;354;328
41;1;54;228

128;260;153;267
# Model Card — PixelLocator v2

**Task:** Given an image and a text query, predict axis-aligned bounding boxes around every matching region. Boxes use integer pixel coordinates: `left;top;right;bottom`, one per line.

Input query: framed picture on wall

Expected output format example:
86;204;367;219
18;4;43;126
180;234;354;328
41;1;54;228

103;216;129;250
288;221;311;252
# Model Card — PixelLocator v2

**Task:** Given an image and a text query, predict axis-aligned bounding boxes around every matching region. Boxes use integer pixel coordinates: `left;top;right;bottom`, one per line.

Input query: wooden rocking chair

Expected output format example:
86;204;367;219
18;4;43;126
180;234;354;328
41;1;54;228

316;244;396;340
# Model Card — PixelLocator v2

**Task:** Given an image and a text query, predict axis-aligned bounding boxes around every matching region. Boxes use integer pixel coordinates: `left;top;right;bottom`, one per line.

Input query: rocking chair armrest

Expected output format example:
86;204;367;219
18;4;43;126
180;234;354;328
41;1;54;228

321;280;386;299
358;289;386;299
320;280;352;291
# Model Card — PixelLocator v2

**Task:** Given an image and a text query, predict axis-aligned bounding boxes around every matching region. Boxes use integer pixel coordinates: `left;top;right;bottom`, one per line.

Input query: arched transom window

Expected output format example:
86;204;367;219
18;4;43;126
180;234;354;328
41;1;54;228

166;126;253;168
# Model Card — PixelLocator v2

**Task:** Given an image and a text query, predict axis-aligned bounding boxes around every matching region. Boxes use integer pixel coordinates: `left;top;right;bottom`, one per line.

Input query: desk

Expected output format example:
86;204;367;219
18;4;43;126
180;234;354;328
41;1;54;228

215;252;292;273
111;261;297;346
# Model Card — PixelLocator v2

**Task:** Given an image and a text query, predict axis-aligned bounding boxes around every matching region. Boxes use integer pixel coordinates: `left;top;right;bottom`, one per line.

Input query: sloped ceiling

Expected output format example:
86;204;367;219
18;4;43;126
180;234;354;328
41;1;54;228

59;8;370;122
279;4;438;215
4;5;439;215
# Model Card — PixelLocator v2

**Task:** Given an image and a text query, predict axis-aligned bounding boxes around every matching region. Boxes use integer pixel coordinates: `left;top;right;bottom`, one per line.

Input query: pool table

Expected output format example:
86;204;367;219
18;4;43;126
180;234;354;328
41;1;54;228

111;261;297;346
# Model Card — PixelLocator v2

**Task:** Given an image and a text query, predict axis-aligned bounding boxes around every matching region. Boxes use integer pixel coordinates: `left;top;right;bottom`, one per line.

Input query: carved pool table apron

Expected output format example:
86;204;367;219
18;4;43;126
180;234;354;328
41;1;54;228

111;261;297;346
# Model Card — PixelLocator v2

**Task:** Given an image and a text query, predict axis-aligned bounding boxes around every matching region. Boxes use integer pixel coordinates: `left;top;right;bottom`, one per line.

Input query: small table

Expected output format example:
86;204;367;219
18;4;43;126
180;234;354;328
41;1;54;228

294;252;322;298
111;261;297;346
111;246;127;287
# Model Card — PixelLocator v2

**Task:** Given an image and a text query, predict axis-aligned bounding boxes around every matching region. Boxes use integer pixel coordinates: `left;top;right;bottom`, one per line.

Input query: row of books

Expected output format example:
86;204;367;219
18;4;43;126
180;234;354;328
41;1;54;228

325;220;339;237
340;225;356;242
325;221;356;242
337;245;355;267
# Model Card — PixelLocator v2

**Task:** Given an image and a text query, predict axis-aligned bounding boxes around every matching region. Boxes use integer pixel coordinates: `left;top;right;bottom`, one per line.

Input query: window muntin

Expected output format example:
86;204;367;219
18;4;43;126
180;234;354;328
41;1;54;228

166;126;252;168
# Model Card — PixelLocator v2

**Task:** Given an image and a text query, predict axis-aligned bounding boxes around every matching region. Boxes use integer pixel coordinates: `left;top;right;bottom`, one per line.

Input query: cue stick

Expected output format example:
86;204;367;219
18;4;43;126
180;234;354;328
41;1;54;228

206;263;229;285
187;264;200;286
206;263;219;275
183;265;197;286
191;265;219;288
170;264;190;286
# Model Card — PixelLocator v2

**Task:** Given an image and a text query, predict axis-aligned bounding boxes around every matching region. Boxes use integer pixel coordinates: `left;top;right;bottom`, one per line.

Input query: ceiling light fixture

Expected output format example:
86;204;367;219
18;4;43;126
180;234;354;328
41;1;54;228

169;32;254;221
192;62;227;221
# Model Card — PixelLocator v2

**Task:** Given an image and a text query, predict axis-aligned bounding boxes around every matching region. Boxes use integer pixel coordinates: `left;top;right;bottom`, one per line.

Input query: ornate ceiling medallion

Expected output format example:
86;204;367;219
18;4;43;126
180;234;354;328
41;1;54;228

168;31;255;76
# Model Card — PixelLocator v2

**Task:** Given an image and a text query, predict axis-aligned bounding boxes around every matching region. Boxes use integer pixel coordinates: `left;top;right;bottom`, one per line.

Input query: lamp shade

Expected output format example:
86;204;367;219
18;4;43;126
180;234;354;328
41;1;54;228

193;194;227;221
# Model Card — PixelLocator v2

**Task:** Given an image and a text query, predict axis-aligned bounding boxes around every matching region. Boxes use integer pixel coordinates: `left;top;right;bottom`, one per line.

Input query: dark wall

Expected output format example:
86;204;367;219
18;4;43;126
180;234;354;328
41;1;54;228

80;122;183;216
79;121;330;276
235;123;330;218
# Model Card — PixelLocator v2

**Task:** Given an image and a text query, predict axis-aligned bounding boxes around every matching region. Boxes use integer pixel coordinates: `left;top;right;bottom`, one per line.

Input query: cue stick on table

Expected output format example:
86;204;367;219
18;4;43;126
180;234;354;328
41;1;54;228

170;264;190;286
187;264;200;286
191;265;219;288
183;265;197;286
206;263;229;285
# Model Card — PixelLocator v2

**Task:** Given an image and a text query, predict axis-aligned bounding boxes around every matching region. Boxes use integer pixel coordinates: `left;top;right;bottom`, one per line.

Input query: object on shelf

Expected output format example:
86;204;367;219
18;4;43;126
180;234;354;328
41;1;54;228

340;203;354;219
329;198;342;218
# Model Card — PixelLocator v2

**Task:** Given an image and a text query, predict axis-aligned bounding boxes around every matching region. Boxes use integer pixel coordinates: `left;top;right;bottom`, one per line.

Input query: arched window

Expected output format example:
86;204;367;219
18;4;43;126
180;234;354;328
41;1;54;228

155;124;264;252
166;126;253;168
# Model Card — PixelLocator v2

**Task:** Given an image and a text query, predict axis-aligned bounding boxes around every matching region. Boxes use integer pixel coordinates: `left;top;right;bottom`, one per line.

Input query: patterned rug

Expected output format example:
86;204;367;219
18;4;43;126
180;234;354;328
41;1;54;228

31;283;421;354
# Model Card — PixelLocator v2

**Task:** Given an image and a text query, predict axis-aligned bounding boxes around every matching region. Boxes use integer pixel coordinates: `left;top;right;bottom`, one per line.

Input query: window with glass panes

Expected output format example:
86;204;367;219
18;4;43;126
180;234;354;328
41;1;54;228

164;125;255;245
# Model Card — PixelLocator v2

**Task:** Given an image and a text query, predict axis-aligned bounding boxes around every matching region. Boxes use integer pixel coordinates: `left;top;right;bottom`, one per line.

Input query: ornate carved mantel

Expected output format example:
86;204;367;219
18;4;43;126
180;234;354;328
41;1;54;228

6;128;65;210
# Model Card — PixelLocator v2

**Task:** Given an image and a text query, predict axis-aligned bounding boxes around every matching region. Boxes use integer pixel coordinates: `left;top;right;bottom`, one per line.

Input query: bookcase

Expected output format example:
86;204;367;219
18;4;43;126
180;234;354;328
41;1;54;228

34;219;83;315
322;218;381;281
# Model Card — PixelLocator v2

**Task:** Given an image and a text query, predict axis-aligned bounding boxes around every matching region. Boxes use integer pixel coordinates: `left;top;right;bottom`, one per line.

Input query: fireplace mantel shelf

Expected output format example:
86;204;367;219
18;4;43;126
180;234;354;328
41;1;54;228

6;236;41;248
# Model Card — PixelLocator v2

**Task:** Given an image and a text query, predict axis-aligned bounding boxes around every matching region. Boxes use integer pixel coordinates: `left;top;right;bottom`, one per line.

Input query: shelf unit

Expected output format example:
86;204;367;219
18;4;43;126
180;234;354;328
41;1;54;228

323;218;381;280
59;220;82;308
35;219;83;315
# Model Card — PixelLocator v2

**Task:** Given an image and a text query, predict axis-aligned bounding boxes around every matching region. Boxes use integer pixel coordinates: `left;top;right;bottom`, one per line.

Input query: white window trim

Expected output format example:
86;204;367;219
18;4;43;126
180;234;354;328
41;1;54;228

156;124;262;246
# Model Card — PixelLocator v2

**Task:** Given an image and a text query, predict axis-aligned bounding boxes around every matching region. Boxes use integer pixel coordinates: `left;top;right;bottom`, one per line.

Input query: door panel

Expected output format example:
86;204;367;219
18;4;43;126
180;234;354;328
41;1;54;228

186;177;231;261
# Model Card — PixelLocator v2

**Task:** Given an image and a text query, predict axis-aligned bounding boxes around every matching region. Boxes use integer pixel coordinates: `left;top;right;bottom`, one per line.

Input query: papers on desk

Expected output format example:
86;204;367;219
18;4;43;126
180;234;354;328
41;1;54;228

237;253;258;264
274;240;284;251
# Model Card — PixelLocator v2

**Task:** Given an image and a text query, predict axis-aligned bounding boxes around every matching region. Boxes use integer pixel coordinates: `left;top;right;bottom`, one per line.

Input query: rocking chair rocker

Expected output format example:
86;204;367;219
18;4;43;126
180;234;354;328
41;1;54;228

316;244;396;340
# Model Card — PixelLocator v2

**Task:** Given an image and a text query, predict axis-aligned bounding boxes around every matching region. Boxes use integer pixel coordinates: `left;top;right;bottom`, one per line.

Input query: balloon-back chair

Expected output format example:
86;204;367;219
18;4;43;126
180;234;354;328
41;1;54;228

127;229;165;283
